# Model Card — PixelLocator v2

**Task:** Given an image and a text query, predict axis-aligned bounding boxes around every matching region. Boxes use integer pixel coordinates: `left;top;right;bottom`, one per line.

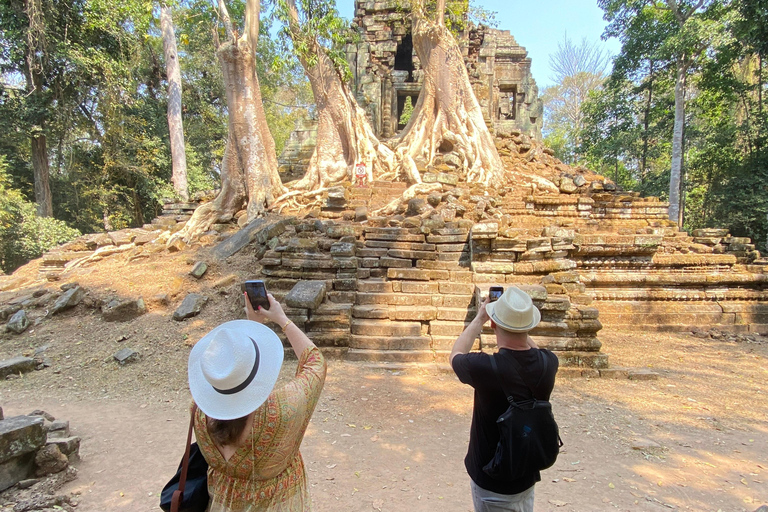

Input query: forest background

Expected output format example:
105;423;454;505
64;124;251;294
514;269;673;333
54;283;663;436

0;0;766;273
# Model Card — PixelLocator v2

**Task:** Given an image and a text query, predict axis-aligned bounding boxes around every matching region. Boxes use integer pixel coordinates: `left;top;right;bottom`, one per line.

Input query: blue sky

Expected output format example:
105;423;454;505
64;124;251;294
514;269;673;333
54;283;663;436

337;0;622;89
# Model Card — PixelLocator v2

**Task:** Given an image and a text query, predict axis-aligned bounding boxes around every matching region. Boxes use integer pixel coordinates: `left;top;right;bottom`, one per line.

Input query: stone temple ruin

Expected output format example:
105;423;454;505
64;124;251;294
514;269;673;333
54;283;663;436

2;6;767;380
345;1;543;139
279;0;544;178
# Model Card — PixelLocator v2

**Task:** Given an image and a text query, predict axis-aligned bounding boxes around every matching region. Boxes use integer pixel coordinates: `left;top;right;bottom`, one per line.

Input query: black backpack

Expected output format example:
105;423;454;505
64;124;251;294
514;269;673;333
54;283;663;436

482;352;563;481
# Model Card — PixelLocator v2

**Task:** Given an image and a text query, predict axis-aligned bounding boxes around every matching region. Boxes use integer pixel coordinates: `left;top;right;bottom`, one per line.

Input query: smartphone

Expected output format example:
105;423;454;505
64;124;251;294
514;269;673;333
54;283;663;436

489;286;504;302
244;280;270;310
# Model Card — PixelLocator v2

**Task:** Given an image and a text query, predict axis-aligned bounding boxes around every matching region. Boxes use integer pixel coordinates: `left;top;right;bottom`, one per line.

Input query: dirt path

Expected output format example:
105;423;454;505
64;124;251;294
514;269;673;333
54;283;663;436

2;329;767;512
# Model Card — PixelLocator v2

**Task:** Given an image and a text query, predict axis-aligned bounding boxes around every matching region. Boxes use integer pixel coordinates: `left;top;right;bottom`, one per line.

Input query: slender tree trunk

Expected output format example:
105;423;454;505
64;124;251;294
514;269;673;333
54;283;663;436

641;59;654;183
171;0;284;243
394;0;504;187
284;0;393;191
161;4;188;201
30;129;52;217
668;58;686;226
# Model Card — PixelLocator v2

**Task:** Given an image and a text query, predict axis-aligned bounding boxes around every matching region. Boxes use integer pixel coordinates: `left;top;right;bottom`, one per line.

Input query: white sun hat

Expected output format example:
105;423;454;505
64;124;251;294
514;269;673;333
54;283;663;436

188;320;284;420
485;287;541;333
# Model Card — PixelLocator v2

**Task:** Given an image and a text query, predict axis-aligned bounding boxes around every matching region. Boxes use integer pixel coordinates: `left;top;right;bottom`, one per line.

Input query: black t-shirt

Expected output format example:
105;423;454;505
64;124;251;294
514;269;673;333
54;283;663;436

452;348;559;495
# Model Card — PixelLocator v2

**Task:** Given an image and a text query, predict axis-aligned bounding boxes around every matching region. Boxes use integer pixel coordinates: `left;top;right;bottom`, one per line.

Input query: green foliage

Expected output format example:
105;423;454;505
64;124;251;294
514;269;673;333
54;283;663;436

399;96;415;126
594;0;768;246
0;157;80;273
275;0;353;81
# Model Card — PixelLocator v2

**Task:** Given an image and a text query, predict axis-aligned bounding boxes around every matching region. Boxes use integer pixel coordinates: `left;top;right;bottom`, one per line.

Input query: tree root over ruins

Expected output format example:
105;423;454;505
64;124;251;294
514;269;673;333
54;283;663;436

171;0;284;244
392;0;505;188
281;0;395;198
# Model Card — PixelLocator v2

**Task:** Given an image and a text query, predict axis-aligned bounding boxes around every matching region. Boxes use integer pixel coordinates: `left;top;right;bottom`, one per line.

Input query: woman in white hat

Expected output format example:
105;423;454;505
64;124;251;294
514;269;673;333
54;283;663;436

188;293;326;511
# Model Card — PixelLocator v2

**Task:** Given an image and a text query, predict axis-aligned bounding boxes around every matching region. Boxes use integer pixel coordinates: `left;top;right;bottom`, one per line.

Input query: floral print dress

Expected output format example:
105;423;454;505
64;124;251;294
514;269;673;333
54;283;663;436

194;347;327;512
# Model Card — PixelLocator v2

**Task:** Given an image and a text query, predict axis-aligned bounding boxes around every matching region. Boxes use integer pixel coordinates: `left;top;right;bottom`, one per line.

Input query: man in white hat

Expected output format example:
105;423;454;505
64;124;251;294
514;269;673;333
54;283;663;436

450;286;559;512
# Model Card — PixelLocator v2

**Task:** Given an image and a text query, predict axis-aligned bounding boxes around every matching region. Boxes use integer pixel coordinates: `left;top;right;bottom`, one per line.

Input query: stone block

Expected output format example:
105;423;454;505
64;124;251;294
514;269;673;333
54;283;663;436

34;444;68;476
387;268;431;281
400;281;440;294
285;281;327;310
356;280;392;293
430;320;469;336
364;240;435;251
333;278;357;291
331;242;356;257
282;255;334;269
471;262;514;274
390;306;437;321
46;436;80;460
331;257;358;269
351;319;421;336
526;238;551;251
438;282;475;295
0;416;46;491
352;305;389;319
349;335;431;351
47;420;69;439
102;297;146;322
437;308;473;321
628;369;659;380
0;357;36;379
6;310;29;334
471;222;498;239
692;228;729;237
599;368;629;379
172;293;207;321
380;257;413;268
326;224;363;238
50;286;84;316
212;218;270;259
356;247;388;258
387;249;437;260
427;233;469;243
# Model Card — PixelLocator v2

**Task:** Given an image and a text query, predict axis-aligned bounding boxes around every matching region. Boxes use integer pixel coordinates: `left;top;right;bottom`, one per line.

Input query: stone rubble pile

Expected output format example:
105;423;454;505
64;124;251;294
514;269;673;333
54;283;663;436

0;408;80;497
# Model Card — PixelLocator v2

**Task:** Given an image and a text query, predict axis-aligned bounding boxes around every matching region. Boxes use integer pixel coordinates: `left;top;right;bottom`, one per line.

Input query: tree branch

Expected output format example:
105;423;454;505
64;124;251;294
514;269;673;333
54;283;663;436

244;0;260;53
218;0;235;41
437;0;445;26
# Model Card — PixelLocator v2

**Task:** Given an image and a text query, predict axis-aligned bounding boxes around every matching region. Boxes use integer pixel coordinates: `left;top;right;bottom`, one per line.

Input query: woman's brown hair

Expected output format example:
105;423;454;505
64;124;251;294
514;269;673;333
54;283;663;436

207;415;250;446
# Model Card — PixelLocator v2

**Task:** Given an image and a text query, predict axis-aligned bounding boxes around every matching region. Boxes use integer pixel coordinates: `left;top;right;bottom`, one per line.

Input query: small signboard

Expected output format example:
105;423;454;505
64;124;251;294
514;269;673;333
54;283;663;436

355;162;367;187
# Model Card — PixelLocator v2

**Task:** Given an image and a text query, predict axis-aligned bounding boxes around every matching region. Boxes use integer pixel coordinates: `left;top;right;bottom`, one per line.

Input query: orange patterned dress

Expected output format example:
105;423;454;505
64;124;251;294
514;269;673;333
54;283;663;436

194;347;327;512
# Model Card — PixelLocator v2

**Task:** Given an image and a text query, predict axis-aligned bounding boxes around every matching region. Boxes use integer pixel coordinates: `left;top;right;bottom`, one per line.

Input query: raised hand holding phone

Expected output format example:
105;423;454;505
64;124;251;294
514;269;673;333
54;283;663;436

244;280;270;310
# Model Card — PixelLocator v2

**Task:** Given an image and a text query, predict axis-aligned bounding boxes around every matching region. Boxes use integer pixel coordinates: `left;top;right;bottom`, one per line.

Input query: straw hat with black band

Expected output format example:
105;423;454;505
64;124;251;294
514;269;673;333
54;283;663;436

188;320;284;420
485;287;542;333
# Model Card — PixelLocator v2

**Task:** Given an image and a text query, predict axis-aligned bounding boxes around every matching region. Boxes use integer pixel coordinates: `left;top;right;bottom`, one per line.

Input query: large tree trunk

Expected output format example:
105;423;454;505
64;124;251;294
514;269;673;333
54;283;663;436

25;0;52;217
172;0;283;242
393;0;504;187
668;58;686;226
284;0;394;192
161;5;188;202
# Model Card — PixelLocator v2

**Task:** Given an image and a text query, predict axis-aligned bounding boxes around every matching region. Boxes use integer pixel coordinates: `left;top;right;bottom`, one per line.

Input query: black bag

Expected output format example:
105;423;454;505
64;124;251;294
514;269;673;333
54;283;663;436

483;352;563;481
160;405;210;512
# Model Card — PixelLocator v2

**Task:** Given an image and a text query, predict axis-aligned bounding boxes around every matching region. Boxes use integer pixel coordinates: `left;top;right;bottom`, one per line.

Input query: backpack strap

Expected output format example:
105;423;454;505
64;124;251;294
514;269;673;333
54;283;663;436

488;353;533;403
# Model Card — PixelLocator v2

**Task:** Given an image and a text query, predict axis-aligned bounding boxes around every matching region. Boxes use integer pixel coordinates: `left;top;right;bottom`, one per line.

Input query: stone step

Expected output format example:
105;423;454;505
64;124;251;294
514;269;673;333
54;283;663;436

350;319;422;336
349;335;432;350
358;362;454;374
555;351;610;369
347;348;447;363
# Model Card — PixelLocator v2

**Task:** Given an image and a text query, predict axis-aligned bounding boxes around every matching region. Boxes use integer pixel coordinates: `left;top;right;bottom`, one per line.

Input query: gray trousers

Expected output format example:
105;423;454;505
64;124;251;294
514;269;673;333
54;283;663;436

470;480;535;512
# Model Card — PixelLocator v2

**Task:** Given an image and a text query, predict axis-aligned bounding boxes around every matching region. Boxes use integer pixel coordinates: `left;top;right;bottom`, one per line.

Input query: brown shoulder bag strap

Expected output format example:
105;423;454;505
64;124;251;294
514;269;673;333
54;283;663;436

171;404;197;512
